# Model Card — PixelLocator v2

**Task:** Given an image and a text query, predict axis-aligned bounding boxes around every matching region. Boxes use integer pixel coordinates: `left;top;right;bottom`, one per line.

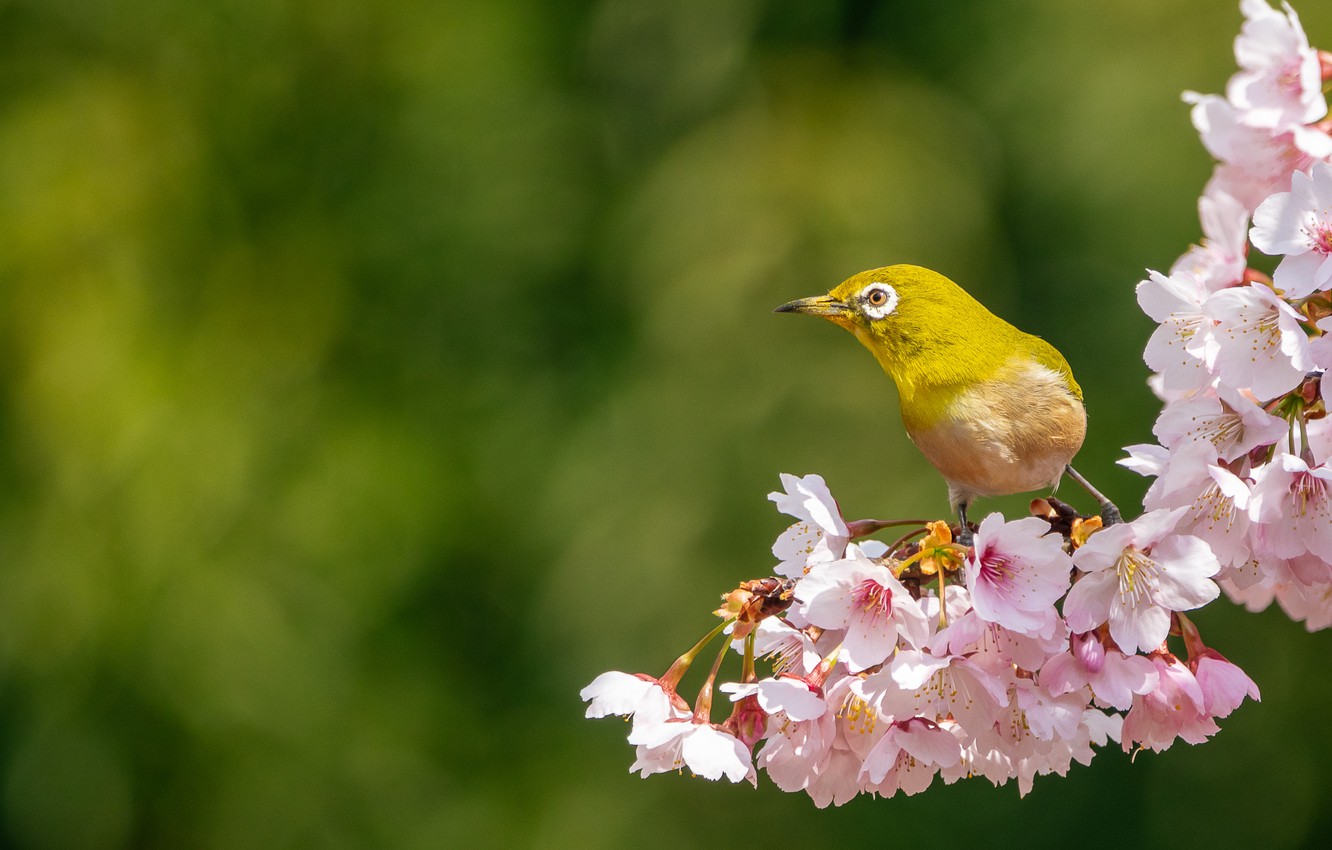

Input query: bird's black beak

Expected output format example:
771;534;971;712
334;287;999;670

773;294;851;317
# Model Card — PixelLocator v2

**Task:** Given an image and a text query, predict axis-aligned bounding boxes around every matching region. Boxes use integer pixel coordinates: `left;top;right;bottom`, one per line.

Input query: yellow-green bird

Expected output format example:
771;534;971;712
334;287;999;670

776;264;1117;540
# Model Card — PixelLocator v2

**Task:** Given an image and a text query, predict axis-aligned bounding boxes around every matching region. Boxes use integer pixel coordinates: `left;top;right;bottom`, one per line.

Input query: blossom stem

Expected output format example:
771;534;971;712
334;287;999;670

692;634;733;722
1175;612;1206;659
846;518;934;539
661;617;736;690
937;570;948;629
1298;411;1314;465
741;631;757;684
885;526;929;556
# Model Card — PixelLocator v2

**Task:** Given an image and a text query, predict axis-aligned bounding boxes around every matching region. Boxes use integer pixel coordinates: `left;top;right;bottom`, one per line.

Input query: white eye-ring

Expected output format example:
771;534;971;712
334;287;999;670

860;283;898;320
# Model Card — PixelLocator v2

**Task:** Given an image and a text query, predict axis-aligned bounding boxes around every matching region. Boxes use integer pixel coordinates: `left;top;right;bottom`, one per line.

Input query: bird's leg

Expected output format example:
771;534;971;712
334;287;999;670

955;501;975;547
1064;465;1122;527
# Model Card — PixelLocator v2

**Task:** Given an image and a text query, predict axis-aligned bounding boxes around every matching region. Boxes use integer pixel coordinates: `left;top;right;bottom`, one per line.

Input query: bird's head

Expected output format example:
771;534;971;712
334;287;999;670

775;265;1001;384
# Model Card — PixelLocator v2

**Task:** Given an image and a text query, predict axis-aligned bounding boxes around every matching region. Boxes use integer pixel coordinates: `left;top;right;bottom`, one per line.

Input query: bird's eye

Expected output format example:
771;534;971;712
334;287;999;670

860;283;898;319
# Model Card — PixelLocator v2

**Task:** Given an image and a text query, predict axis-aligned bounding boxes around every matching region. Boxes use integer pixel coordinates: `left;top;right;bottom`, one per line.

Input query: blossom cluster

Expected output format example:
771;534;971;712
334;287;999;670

580;0;1325;804
583;474;1257;804
1131;0;1332;629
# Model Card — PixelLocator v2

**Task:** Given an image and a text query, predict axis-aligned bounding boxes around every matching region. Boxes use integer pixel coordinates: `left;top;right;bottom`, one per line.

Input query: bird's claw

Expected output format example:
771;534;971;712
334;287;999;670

1099;502;1123;527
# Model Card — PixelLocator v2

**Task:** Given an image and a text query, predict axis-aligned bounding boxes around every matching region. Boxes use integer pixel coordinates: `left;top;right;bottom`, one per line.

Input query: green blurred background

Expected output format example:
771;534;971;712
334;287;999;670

1;0;1330;847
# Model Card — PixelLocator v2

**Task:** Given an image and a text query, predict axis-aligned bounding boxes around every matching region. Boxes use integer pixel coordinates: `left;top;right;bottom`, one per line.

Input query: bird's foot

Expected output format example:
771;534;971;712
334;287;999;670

954;502;976;548
1099;501;1123;527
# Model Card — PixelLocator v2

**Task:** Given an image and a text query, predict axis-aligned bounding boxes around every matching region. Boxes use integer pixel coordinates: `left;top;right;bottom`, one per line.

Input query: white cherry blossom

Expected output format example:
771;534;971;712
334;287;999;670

722;677;827;722
1250;162;1332;297
1171;188;1250;292
1249;452;1332;561
1227;0;1328;129
1137;269;1215;390
1205;282;1315;400
769;473;851;577
629;720;756;784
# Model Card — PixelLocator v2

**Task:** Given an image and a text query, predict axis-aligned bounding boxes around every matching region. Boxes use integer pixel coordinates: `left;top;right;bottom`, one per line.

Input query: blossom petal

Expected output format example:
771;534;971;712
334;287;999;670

1151;534;1222;610
1063;570;1117;633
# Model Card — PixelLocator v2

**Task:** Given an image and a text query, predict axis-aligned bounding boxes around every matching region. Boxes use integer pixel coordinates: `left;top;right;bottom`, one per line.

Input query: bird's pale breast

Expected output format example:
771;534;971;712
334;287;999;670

905;357;1087;509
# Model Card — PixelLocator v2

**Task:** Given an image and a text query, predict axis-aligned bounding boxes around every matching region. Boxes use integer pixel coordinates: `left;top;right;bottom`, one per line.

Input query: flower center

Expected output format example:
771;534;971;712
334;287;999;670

852;578;894;618
979;551;1015;588
1191;412;1242;452
1277;59;1304;95
1308;220;1332;255
1290;470;1329;517
840;693;878;735
1171;312;1204;342
1190;481;1238;531
1225;303;1284;357
1114;547;1161;607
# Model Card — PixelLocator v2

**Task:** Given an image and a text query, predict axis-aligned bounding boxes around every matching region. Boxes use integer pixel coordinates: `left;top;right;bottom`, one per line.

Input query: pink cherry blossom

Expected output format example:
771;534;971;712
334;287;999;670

965;611;1069;674
1186;92;1332;211
1121;654;1219;752
920;585;978;654
794;549;931;671
972;682;1098;797
1119;442;1178;508
963;514;1073;637
1066;509;1221;654
1190;648;1261;718
1177;463;1257;569
1152;386;1289;461
1130;436;1258;569
1014;678;1088;742
1250;162;1332;297
1220;573;1279;613
1272;579;1332;630
804;744;864;808
860;717;963;794
1204;282;1315;400
1137;440;1225;512
753;705;837;795
1041;631;1160;711
735;618;821;676
1249;452;1332;560
861;649;1011;738
1227;0;1328;129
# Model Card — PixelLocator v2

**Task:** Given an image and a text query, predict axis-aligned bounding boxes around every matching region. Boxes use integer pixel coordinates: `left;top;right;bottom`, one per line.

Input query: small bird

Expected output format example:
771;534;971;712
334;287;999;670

776;264;1118;540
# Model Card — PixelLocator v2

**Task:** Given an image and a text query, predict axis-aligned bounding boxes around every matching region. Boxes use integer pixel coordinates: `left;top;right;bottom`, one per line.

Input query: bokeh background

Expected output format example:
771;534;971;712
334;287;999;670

1;0;1330;847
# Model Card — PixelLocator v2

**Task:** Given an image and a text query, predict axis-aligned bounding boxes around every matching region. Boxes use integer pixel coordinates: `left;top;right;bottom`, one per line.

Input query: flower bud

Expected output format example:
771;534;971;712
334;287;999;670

725;694;768;748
